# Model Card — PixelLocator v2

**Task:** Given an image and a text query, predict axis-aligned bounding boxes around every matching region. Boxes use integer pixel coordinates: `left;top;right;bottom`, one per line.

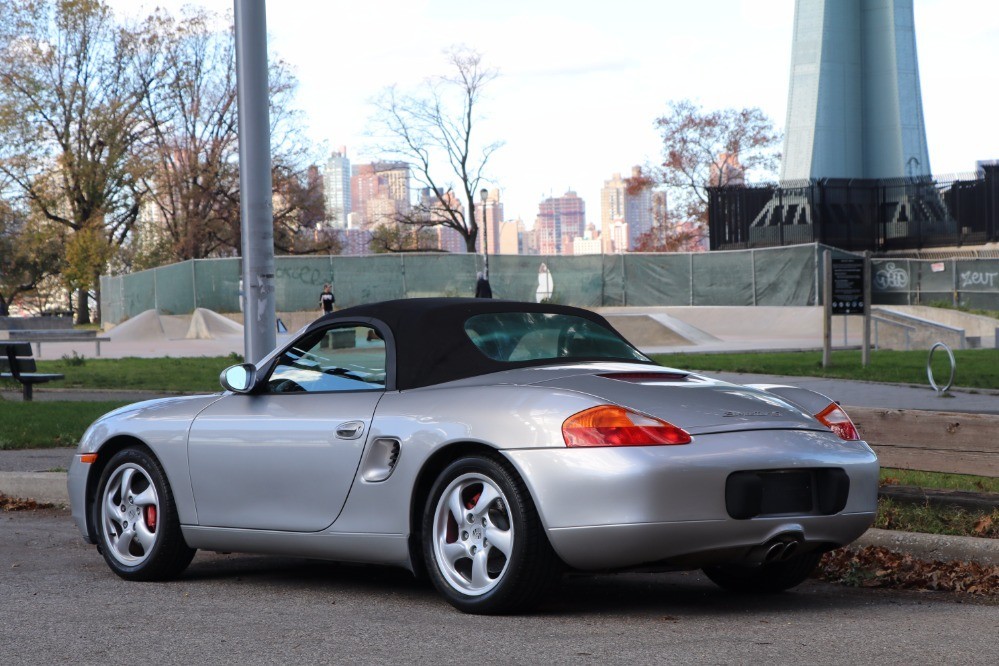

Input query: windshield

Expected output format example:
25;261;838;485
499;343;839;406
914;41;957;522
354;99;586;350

463;312;649;364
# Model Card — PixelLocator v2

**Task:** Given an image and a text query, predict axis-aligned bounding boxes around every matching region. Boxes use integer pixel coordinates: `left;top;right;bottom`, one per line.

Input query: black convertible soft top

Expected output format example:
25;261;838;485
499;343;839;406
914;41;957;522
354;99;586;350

308;298;652;390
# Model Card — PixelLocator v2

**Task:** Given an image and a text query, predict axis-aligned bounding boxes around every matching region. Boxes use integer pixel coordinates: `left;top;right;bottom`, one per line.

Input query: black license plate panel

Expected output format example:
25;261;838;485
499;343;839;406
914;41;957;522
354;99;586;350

758;471;813;515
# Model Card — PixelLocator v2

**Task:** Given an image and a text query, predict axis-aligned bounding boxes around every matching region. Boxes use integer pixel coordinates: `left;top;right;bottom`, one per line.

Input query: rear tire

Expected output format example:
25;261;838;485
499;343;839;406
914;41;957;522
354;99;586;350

93;447;195;581
703;551;822;593
422;455;561;614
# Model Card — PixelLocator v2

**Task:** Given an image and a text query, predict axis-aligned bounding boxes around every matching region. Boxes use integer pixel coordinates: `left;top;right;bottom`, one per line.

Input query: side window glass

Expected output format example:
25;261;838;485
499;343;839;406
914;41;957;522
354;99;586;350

267;325;386;393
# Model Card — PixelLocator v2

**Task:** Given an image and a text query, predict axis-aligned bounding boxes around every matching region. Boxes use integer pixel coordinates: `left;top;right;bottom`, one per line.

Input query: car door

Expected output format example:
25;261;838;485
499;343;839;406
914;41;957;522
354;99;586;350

188;323;388;531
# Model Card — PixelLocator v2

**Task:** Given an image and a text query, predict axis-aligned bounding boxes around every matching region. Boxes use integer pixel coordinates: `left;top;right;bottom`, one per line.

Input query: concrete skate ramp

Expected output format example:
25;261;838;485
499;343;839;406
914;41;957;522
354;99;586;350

603;314;693;347
186;308;243;340
105;310;167;341
598;306;840;352
665;306;823;341
106;308;243;343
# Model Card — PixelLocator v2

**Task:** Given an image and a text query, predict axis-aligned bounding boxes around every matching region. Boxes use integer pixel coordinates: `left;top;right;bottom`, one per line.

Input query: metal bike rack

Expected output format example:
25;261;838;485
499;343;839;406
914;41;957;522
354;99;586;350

926;342;955;394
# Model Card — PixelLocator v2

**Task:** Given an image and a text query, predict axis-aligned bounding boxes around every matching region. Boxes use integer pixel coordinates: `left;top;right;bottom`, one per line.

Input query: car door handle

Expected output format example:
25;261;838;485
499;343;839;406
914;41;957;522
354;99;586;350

335;421;365;439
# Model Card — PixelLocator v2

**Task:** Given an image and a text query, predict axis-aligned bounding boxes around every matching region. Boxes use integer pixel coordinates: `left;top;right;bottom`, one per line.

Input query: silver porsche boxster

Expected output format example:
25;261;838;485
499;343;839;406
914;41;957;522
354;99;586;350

69;298;878;614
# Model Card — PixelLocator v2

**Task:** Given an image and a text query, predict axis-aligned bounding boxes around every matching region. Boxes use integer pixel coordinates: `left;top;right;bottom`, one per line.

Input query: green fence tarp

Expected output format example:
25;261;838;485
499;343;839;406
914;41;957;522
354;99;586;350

100;243;999;324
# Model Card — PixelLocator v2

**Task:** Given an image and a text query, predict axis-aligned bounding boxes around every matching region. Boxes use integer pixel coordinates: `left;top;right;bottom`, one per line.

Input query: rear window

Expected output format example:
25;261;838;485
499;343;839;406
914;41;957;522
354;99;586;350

463;312;649;363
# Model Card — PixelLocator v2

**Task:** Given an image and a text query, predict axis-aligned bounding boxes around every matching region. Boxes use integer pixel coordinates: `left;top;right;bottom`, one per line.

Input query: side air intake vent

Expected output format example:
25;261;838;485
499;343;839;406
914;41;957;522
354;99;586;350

361;438;402;482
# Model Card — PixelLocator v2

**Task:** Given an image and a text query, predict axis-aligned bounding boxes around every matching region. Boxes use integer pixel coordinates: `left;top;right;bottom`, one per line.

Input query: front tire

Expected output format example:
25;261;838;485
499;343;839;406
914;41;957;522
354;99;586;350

422;455;560;614
703;551;822;593
93;447;195;581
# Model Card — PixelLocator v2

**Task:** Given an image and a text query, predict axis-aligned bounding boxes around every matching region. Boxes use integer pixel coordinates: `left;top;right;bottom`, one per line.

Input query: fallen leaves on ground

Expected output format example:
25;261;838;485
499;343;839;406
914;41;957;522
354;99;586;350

0;493;54;511
974;515;994;536
817;546;999;597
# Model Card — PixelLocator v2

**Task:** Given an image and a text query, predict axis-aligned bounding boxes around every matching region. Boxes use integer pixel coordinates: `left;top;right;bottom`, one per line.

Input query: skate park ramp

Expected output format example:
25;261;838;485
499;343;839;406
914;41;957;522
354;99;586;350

602;313;701;347
598;306;839;353
185;308;244;340
95;308;245;359
106;309;244;342
104;309;173;342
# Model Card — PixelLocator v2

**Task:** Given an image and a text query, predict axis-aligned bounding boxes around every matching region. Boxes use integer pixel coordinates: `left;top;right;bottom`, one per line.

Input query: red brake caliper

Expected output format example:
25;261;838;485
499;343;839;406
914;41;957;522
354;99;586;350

144;506;157;532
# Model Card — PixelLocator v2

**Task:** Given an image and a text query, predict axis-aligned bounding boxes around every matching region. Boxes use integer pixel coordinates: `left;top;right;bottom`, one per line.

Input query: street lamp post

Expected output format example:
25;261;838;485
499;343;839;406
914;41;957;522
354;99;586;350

479;188;489;279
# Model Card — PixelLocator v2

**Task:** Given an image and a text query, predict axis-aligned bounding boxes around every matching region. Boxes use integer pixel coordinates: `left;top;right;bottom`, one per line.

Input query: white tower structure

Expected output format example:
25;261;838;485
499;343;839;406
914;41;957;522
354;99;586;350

781;0;931;181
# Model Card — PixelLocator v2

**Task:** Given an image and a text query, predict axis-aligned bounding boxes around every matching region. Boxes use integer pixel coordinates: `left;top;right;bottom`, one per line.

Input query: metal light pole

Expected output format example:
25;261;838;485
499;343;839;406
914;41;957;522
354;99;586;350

479;188;489;279
234;0;276;363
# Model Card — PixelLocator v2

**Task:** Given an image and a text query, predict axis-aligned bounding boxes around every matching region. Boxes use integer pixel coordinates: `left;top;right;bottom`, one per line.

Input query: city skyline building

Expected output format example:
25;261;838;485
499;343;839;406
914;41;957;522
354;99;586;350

572;224;602;255
600;167;653;253
475;188;504;256
417;187;468;253
323;148;351;229
536;191;586;255
497;218;524;255
350;161;411;229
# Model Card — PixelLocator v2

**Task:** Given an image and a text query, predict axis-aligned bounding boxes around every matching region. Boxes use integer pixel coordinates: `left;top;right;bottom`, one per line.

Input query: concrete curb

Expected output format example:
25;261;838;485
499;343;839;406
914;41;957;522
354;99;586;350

0;472;68;505
2;471;996;569
854;528;999;567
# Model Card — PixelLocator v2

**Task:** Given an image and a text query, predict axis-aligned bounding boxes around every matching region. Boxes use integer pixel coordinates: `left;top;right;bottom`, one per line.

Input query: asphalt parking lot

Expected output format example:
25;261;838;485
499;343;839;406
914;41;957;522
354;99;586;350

3;508;997;665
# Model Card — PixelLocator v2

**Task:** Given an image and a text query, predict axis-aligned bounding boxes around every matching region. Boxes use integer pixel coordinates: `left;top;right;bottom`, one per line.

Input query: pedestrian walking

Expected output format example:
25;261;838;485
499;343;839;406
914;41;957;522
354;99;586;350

319;283;336;314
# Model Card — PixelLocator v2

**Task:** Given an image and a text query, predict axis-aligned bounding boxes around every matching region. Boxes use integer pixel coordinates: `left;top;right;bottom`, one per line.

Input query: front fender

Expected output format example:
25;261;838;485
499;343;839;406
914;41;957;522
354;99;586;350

70;395;224;540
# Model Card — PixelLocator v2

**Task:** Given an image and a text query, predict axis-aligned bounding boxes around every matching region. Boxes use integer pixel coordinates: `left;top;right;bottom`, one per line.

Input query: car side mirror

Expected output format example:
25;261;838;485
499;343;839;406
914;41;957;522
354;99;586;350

220;363;257;393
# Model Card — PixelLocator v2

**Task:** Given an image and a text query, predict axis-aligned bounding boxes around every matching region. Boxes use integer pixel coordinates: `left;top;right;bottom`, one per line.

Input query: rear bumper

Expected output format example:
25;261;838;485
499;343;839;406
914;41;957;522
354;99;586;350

545;512;874;570
503;428;878;570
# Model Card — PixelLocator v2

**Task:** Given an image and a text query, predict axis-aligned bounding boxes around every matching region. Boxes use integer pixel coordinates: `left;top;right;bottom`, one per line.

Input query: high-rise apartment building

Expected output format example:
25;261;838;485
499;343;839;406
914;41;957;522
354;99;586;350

475;188;504;256
536;191;585;255
600;166;653;253
350;161;411;228
323;148;351;229
417;187;468;253
497;218;523;255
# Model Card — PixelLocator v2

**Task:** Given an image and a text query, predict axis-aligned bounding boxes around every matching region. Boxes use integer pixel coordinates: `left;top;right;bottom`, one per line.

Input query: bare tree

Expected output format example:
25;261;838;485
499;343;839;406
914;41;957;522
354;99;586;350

372;46;501;252
654;99;781;231
0;0;154;323
137;7;334;263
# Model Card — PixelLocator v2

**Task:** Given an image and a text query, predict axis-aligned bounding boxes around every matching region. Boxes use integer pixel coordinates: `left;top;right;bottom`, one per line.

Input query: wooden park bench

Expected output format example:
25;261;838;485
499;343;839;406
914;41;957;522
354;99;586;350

0;341;65;401
10;329;110;357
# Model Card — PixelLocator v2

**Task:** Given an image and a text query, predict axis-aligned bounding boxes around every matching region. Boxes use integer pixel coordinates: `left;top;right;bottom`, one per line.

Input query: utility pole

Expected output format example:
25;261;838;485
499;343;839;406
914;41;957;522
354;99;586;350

234;0;276;363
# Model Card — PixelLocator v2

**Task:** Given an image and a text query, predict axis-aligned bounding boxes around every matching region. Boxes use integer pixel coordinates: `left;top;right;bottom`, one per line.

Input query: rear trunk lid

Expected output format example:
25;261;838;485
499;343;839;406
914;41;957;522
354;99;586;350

531;367;827;436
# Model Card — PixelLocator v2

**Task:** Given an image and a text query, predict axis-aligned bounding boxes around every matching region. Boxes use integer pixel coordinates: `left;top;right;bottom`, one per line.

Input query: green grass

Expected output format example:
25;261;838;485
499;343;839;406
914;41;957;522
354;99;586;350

0;401;130;449
876;498;997;538
881;468;999;494
4;355;241;392
652;348;999;389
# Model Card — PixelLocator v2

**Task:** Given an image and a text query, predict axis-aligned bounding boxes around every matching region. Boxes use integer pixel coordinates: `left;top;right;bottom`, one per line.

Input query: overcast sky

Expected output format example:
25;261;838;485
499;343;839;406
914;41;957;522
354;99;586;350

111;0;999;225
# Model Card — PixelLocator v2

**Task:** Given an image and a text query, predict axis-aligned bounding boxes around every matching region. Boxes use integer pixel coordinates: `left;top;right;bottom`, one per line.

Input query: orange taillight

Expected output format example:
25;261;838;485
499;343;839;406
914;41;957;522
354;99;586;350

815;403;860;441
562;405;691;448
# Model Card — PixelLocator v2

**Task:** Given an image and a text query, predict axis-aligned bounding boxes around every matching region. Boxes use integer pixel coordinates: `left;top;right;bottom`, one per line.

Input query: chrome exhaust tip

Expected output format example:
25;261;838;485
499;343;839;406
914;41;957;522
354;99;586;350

764;541;788;563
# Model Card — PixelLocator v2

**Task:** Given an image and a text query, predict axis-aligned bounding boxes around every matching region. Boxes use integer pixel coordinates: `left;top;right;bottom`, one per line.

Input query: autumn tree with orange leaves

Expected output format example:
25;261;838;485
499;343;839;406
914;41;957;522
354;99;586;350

651;99;781;246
